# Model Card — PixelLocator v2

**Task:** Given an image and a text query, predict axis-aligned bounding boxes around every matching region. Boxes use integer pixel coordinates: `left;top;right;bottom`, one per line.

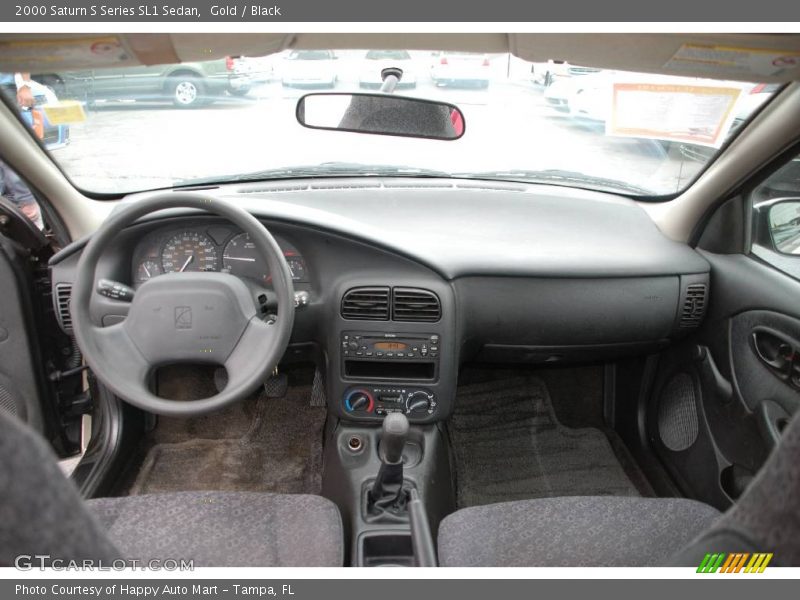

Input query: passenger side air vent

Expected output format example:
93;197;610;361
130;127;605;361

679;284;708;328
54;283;73;332
392;288;441;323
341;287;390;321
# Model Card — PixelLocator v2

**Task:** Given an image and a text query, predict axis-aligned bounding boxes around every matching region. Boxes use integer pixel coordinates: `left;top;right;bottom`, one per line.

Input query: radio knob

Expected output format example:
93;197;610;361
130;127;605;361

406;391;433;414
348;341;359;351
345;389;374;413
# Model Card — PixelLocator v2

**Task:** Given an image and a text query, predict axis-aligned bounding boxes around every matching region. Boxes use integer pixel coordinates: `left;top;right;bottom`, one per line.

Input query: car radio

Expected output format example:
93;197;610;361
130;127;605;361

341;331;440;359
340;331;440;381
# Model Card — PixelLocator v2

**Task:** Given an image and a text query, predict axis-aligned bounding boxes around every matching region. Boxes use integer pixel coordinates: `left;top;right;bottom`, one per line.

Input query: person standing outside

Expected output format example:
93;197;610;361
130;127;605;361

0;72;35;109
0;72;44;229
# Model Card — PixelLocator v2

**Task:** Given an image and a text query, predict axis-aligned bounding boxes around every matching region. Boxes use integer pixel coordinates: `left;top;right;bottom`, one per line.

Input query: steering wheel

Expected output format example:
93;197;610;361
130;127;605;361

71;193;295;416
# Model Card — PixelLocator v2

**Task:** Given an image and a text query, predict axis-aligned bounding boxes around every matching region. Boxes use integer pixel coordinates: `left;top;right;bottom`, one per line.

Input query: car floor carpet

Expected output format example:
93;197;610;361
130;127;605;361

123;369;326;496
448;374;643;508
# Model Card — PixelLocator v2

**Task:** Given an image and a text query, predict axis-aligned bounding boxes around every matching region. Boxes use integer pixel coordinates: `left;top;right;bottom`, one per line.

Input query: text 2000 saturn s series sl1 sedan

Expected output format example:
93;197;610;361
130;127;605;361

0;32;799;568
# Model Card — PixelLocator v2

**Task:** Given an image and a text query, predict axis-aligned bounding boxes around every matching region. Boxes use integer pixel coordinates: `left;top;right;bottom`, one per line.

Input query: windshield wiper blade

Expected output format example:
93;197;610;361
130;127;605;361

456;169;655;196
175;162;450;188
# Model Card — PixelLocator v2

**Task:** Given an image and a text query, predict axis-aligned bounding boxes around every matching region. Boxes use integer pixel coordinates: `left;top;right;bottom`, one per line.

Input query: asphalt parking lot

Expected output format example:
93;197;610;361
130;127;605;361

49;57;706;196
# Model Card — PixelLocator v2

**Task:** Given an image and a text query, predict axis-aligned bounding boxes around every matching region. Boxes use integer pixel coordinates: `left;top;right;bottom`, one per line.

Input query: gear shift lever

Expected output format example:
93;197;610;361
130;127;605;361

369;413;410;517
379;412;409;465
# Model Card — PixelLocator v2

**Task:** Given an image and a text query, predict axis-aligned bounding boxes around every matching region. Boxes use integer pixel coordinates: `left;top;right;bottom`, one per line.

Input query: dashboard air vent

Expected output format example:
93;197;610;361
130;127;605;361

55;283;73;332
341;287;390;321
680;284;707;328
392;288;441;323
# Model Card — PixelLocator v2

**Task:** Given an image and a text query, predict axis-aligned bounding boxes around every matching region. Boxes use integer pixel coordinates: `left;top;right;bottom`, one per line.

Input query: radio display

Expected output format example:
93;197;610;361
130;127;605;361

374;342;408;351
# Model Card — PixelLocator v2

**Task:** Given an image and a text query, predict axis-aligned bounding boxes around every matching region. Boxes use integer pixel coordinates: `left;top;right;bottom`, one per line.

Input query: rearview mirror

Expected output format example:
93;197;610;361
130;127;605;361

296;93;465;141
768;200;800;255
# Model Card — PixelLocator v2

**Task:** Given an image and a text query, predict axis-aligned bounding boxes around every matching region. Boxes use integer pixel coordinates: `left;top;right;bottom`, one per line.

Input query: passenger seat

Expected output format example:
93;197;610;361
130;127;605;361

438;412;800;567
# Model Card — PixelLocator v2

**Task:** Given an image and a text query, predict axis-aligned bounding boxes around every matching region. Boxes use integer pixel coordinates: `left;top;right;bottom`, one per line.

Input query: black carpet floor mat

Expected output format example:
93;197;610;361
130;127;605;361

125;375;326;496
449;375;642;508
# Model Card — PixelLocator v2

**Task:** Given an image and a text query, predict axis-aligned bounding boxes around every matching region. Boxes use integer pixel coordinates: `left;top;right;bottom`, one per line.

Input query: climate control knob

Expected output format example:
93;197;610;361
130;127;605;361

405;390;434;414
344;388;374;413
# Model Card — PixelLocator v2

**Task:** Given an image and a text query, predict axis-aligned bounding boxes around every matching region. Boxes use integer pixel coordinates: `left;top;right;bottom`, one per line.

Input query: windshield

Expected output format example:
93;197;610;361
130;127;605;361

4;50;778;197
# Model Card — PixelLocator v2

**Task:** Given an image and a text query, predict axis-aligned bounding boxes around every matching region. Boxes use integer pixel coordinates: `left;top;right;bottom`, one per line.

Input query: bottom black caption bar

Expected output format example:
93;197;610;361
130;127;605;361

4;579;793;600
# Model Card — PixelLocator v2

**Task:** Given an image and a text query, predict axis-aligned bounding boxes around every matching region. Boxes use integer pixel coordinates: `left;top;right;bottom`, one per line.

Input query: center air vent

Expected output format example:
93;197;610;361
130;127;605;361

680;284;708;328
392;288;441;323
54;283;73;332
341;287;390;321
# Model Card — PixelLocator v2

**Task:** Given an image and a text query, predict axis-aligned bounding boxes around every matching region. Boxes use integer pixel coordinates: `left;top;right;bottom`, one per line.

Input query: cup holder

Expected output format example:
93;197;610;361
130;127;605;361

357;531;414;567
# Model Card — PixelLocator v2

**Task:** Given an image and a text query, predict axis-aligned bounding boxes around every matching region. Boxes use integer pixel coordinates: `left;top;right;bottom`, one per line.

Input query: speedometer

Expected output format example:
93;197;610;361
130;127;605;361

161;232;219;273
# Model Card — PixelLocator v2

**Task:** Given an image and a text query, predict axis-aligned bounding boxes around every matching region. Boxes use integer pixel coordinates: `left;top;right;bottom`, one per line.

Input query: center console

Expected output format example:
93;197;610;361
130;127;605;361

326;282;456;424
328;300;456;422
323;281;457;565
337;329;446;421
341;331;438;412
321;417;454;566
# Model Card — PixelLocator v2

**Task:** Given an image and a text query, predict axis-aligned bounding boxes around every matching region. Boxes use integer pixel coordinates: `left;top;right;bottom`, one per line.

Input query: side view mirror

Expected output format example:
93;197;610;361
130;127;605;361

768;200;800;255
296;92;465;141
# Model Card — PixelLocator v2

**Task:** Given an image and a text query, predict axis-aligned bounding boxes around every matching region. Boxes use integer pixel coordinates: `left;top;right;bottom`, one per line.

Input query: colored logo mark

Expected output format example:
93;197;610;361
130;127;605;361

697;552;773;573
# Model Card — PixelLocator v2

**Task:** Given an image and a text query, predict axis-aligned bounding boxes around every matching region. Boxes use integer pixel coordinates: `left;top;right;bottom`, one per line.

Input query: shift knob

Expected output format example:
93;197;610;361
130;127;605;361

380;412;409;465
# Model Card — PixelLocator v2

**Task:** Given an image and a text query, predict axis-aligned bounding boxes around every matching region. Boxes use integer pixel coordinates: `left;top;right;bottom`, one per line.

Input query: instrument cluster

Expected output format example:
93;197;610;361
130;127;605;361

131;224;308;287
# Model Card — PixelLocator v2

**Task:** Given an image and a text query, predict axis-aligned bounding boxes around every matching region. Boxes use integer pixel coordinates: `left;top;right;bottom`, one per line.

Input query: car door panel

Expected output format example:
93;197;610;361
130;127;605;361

647;250;800;510
0;235;46;431
731;311;800;416
647;337;766;510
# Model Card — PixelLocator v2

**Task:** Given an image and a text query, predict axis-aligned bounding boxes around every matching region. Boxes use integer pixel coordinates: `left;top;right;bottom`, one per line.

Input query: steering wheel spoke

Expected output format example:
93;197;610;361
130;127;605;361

223;317;277;390
89;322;152;392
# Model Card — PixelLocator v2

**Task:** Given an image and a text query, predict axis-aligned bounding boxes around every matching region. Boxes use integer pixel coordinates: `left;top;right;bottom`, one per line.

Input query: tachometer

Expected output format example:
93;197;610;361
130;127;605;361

161;232;219;273
223;233;308;282
223;232;269;282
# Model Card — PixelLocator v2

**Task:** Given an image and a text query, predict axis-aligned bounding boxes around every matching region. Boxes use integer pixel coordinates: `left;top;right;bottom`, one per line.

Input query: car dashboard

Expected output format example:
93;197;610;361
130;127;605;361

49;177;711;424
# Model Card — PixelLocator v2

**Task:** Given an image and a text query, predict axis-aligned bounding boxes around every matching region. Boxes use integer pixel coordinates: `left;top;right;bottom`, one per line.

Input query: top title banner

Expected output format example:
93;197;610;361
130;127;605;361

3;0;800;22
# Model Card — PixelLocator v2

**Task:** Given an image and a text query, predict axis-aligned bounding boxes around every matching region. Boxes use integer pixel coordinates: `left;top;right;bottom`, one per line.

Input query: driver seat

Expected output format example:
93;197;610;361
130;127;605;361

0;410;343;567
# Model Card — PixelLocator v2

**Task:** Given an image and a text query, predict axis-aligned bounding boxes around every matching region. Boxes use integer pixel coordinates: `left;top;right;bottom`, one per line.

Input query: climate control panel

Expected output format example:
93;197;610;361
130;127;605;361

343;385;437;418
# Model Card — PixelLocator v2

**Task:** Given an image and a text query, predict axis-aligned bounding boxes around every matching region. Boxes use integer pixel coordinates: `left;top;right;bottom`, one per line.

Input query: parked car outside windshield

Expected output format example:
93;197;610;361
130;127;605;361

430;51;492;88
281;50;338;88
5;49;777;197
33;58;252;108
